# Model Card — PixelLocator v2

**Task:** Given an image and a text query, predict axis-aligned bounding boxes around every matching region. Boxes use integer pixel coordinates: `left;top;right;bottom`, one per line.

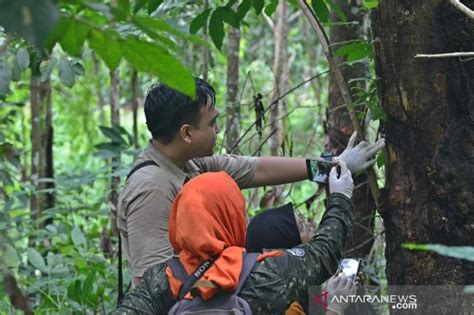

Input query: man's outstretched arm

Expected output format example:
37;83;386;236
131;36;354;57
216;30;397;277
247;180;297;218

249;132;385;187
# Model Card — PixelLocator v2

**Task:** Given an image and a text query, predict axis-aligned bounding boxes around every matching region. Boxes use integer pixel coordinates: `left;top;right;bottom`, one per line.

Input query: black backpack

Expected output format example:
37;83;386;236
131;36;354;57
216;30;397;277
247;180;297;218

166;253;258;314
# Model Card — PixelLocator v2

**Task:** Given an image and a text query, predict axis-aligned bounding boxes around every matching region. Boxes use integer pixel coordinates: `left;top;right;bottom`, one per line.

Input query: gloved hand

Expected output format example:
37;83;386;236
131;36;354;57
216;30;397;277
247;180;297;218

329;160;353;199
326;273;357;315
337;131;385;175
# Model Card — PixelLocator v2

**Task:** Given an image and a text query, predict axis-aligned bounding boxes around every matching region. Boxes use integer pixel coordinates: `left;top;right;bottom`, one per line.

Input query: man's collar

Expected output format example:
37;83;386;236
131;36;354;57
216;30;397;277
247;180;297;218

144;140;187;183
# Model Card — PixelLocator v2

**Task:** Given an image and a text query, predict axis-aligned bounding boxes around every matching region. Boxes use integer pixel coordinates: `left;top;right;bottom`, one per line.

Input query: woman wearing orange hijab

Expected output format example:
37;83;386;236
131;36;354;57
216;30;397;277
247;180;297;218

117;161;354;314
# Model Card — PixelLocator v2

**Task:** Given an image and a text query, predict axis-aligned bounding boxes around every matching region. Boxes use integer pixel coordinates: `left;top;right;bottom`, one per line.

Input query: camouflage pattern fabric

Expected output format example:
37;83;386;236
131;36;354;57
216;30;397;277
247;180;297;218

115;193;353;314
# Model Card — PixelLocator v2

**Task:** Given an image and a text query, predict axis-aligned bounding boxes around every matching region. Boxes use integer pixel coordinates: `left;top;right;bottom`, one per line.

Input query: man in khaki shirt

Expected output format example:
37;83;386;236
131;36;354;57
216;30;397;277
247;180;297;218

117;78;385;285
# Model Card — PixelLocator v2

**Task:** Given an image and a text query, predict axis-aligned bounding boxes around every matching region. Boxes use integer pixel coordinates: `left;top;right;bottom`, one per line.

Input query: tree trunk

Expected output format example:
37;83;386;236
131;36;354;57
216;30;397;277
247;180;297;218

29;76;54;223
225;26;241;154
373;0;474;312
93;53;106;126
109;69;120;235
131;68;140;149
269;0;288;156
326;0;374;257
202;0;209;81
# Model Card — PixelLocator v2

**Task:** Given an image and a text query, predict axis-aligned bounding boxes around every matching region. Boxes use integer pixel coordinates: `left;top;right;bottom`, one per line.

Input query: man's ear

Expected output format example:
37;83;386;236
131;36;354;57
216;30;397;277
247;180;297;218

179;124;192;144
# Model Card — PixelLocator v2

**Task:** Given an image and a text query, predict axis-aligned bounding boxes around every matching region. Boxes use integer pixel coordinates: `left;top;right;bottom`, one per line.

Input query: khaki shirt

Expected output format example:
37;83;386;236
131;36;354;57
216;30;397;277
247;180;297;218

117;141;258;277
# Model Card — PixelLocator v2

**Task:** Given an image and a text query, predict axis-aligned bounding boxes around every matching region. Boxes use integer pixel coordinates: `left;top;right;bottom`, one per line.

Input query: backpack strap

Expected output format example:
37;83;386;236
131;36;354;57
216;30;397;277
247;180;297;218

117;160;160;306
236;253;259;294
125;160;159;181
166;253;258;301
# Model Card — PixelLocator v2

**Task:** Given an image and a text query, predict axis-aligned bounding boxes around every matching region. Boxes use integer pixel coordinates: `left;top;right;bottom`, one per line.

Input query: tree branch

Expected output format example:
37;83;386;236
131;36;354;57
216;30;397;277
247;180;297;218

298;0;381;208
415;52;474;58
449;0;474;19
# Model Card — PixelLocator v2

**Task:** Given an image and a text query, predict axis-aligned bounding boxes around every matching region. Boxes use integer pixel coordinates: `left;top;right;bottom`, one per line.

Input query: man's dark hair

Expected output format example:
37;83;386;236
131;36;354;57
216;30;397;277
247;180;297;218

144;78;216;144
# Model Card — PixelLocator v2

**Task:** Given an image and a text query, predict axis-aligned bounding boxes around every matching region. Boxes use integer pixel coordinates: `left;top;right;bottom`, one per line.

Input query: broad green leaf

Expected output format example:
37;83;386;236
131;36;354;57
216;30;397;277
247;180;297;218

88;30;122;70
16;48;30;71
71;226;87;247
264;0;278;17
83;3;112;19
43;17;71;52
121;38;195;98
0;0;59;48
190;9;211;34
209;9;225;50
0;59;12;96
99;126;126;145
252;0;265;15
59;19;91;58
131;16;178;50
40;57;57;82
148;0;164;14
133;0;148;13
311;0;330;23
402;244;474;262
58;56;75;87
11;61;21;81
220;7;239;28
237;0;252;20
363;0;379;9
27;248;47;272
118;0;131;15
327;1;347;22
82;271;95;301
4;244;20;268
335;42;372;62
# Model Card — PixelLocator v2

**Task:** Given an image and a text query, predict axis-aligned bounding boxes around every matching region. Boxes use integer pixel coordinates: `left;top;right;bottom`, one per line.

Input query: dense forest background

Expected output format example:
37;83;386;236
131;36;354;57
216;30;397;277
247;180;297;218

0;0;472;313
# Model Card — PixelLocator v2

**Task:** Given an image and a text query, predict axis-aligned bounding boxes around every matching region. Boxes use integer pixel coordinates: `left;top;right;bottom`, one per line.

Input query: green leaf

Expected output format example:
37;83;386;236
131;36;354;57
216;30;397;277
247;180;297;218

363;0;379;9
59;19;91;58
99;126;126;145
252;0;265;15
27;248;47;272
327;1;347;22
118;0;131;15
11;61;21;81
335;42;372;62
58;56;75;87
88;30;122;70
0;59;12;96
71;226;87;247
402;244;474;262
148;0;164;14
40;57;57;82
237;0;252;20
190;9;211;34
121;38;195;98
16;48;30;71
43;17;71;52
220;7;239;28
4;244;20;268
0;0;59;48
311;0;330;23
264;0;278;17
209;9;225;50
376;152;384;168
131;16;178;50
133;0;148;13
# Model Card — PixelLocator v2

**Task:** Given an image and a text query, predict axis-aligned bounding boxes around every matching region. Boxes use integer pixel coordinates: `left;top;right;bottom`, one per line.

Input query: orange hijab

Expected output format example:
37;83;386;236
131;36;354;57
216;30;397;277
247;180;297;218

167;172;282;300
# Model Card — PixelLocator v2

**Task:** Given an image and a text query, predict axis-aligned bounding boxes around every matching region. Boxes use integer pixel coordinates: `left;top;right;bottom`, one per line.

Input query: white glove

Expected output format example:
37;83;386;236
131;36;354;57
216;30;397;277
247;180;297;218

326;273;357;315
337;131;385;175
329;160;353;199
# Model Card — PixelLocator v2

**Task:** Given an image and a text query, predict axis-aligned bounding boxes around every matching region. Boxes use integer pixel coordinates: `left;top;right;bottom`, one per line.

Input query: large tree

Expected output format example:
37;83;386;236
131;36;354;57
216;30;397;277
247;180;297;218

373;0;473;312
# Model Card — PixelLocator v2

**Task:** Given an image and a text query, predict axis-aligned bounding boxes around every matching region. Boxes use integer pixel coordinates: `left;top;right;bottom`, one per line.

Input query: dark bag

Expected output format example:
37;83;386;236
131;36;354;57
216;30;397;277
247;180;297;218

166;253;258;315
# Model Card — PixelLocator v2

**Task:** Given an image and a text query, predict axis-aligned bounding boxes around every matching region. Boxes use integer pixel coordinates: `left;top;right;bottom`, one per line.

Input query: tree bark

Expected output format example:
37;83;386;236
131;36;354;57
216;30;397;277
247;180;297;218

373;0;474;312
202;0;209;81
131;68;140;149
269;0;289;156
327;0;374;257
109;69;120;235
29;76;54;222
225;26;241;153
